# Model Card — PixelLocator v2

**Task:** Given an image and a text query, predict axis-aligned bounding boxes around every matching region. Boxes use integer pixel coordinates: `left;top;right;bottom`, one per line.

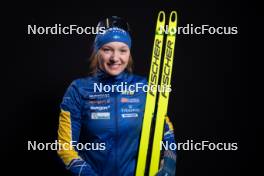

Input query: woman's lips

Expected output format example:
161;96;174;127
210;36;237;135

107;63;121;69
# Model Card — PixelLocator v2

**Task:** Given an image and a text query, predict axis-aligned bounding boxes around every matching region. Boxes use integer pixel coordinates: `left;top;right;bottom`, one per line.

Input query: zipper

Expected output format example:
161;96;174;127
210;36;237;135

115;94;119;175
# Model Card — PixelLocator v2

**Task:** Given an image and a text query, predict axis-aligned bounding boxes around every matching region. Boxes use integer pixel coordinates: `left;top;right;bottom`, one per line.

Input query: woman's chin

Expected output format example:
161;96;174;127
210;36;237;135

106;68;123;76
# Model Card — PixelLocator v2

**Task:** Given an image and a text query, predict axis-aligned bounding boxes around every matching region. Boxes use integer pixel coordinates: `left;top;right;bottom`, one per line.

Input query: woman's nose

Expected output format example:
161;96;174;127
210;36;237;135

110;51;119;62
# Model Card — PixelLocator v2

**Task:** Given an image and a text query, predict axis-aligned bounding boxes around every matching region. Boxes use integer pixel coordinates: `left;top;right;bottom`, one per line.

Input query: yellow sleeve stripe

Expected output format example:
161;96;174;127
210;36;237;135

57;109;79;165
165;116;174;131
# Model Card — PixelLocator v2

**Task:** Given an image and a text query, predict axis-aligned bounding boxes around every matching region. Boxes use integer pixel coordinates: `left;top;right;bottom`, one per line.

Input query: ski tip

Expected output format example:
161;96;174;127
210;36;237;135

158;11;165;23
169;11;177;24
168;11;178;36
156;11;166;35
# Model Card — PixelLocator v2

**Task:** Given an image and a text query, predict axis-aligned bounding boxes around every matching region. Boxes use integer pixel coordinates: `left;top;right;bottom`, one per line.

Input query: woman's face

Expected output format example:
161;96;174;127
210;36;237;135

98;42;130;76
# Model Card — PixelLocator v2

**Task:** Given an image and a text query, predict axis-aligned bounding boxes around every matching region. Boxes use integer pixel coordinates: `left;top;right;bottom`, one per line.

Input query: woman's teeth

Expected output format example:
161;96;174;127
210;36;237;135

108;63;120;69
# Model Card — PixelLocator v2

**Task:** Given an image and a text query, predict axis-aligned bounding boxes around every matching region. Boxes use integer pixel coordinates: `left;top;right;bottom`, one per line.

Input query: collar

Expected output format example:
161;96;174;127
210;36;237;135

95;68;128;83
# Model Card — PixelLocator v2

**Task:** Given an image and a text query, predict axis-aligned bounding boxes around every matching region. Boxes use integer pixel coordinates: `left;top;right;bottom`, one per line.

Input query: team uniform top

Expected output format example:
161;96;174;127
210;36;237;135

57;70;175;176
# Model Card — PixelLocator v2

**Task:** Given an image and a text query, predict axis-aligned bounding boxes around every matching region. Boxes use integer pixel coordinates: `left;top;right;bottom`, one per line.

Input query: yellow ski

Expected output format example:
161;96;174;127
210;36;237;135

136;11;178;176
136;11;166;176
149;11;178;176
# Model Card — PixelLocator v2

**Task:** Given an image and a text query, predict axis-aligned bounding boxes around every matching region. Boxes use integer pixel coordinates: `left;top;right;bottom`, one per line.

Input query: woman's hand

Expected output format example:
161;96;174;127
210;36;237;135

156;151;176;176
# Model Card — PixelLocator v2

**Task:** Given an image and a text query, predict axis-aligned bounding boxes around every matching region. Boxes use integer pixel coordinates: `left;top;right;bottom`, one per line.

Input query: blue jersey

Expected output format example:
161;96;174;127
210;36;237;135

57;70;175;176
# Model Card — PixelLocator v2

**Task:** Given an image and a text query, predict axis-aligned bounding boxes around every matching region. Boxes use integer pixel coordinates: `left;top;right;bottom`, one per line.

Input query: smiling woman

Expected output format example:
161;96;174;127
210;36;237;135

98;42;130;76
88;18;133;76
57;16;176;176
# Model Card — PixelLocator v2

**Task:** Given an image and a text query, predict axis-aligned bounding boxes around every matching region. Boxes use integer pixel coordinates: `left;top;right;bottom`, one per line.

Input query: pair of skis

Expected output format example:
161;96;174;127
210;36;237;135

136;11;178;176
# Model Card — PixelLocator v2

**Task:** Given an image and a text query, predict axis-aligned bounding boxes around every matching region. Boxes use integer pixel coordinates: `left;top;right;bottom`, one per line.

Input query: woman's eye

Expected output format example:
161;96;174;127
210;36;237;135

120;49;128;53
103;48;110;52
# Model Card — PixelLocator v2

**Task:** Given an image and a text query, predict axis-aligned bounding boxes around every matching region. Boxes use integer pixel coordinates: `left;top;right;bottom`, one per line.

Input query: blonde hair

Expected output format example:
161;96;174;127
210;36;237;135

88;50;133;76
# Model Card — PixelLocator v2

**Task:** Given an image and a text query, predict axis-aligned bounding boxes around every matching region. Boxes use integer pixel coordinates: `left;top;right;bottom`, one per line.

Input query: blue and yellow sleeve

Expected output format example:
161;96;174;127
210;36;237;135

157;116;176;176
57;81;97;176
163;116;176;154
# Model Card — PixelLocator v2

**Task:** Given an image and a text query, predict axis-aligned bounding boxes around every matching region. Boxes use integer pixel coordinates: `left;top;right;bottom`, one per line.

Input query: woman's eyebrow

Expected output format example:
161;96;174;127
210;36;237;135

120;46;129;49
102;46;112;49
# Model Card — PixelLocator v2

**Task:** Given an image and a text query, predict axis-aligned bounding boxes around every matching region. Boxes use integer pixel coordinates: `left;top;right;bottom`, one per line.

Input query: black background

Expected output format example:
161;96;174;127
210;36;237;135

5;1;258;176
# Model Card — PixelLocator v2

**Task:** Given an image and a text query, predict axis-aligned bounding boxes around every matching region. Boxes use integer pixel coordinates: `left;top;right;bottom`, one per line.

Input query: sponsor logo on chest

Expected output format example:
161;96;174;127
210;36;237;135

90;105;110;111
121;97;140;103
121;113;138;118
91;112;110;119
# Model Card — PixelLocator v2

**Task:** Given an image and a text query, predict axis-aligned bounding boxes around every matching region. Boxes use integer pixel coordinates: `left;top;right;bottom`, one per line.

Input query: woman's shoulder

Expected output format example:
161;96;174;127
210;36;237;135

67;75;98;92
70;76;94;85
